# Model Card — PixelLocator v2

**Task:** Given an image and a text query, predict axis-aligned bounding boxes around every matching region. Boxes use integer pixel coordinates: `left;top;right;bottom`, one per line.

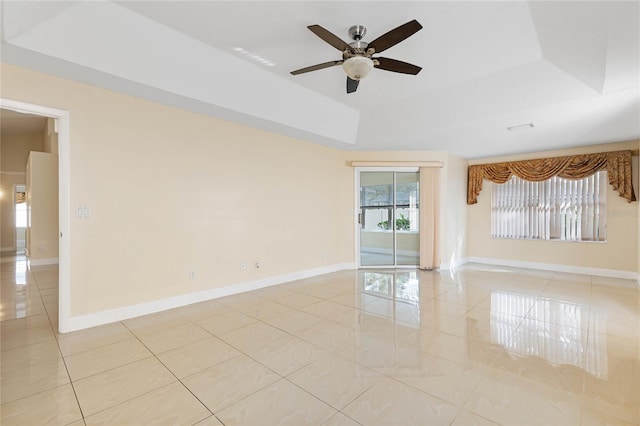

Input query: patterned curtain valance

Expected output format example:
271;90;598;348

467;150;636;205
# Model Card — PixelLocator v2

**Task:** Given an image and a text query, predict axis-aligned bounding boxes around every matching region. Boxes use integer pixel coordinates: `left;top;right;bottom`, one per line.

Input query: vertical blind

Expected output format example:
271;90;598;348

491;171;607;241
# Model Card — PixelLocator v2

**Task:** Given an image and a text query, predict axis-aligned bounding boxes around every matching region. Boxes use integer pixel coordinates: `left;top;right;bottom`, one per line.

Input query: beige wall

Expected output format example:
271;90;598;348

0;174;24;251
1;64;354;317
467;141;640;273
26;152;59;261
43;118;59;154
3;62;635;327
0;132;44;171
0;131;44;250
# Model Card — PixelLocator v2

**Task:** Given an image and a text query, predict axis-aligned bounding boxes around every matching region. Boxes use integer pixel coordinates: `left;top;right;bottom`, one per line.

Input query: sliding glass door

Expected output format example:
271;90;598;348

358;170;419;267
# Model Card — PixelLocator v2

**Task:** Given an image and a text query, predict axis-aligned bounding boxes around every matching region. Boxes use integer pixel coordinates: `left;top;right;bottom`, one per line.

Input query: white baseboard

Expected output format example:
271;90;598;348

63;262;356;333
28;257;59;266
467;256;640;281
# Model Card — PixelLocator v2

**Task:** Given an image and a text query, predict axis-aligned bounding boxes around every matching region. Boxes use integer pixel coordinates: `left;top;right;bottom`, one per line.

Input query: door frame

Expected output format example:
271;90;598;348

0;98;71;333
355;166;419;269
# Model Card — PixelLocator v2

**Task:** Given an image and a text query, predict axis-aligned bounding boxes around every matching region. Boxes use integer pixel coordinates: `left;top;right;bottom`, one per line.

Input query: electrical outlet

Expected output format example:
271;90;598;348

255;260;260;269
38;246;45;253
189;270;196;280
240;263;246;270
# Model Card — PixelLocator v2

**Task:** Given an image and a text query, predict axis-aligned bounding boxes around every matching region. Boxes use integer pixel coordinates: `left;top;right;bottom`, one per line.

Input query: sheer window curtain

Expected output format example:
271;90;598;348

419;167;440;269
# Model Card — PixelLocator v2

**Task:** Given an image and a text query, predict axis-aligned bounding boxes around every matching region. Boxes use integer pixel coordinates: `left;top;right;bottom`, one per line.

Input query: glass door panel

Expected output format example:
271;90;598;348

360;172;394;266
359;170;419;267
395;172;419;265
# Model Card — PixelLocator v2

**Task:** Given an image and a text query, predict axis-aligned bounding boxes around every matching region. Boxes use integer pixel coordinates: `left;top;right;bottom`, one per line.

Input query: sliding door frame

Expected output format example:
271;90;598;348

355;166;419;269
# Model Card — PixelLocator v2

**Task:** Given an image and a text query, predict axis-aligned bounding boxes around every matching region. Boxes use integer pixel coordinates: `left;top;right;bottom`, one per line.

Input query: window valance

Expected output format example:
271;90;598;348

467;150;636;205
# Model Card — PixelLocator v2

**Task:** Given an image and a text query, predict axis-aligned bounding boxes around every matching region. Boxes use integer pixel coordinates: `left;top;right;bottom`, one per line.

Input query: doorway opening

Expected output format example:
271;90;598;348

0;98;70;332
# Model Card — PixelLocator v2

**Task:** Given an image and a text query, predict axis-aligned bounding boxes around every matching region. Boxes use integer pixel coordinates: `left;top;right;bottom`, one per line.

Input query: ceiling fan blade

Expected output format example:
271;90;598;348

374;57;422;75
368;20;423;54
307;25;354;52
347;77;359;94
290;60;343;75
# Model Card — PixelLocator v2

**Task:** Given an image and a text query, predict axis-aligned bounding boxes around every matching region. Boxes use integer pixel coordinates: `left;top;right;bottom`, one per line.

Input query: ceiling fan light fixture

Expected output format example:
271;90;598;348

342;56;374;80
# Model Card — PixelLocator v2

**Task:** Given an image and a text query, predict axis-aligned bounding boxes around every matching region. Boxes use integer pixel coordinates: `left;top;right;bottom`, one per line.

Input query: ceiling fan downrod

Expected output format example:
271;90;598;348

347;25;369;52
348;25;366;41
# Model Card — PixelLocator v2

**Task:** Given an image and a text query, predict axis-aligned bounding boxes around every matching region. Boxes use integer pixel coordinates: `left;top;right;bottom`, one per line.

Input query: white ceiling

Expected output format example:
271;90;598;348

1;1;638;158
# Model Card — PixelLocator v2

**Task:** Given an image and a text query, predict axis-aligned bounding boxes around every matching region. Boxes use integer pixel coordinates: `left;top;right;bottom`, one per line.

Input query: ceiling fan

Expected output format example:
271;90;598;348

290;20;423;94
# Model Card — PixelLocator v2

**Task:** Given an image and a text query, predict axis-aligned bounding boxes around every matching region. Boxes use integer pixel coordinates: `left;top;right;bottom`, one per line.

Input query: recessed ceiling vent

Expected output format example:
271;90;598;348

507;123;535;132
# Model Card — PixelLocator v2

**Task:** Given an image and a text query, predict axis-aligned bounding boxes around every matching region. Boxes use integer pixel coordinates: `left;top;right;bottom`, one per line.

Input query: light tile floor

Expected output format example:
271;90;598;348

1;253;639;425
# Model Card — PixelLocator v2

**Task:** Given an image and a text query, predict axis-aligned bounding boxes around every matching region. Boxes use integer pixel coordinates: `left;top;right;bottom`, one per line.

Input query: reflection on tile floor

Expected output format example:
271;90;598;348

1;252;639;425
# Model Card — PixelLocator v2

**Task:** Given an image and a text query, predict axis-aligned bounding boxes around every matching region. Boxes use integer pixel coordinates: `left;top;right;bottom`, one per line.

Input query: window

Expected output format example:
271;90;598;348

491;171;606;241
360;182;419;232
15;191;27;228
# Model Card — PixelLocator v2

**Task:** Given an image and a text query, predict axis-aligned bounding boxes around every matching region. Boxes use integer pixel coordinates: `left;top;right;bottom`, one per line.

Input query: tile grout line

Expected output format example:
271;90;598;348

34;262;87;424
4;262;636;425
161;306;361;421
119;320;218;424
0;259;69;410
